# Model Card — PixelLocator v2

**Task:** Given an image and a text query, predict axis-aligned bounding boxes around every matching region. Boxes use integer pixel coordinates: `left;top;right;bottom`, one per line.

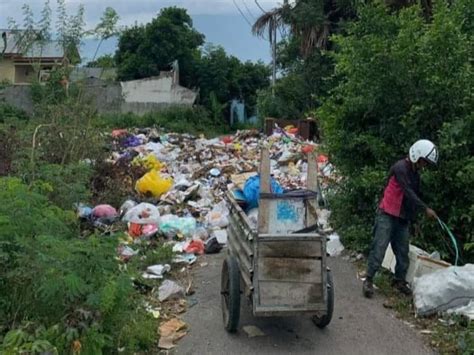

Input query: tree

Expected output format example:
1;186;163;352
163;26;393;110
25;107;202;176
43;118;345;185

115;7;204;86
319;1;474;261
86;54;115;68
195;45;270;118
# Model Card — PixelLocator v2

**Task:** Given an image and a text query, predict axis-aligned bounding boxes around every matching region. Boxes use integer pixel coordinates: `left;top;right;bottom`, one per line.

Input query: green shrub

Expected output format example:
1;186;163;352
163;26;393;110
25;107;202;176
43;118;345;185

320;0;474;262
0;178;157;353
97;105;229;136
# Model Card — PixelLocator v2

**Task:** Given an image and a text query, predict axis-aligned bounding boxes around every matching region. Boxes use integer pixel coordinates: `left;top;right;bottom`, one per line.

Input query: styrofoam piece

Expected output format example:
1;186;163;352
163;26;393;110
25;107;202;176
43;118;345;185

382;244;451;286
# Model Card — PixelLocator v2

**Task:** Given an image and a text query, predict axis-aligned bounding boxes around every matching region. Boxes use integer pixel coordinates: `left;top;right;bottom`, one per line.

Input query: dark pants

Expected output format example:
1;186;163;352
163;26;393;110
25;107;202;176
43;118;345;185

366;212;410;281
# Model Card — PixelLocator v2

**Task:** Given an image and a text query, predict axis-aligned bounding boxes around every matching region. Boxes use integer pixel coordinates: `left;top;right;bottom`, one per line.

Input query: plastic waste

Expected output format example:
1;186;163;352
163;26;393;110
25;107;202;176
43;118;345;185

122;135;142;148
117;245;138;261
135;170;173;198
111;129;128;138
204;236;223;254
212;229;228;244
247;208;259;229
76;203;92;219
119;200;137;216
209;168;221;177
413;264;474;316
184;239;205;255
92;204;118;219
159;215;196;238
173;253;197;265
193;226;209;241
158;280;185;302
206;200;230;228
327;233;345;257
243;175;284;210
132;154;164;171
123;203;160;225
129;223;158;238
143;264;171;279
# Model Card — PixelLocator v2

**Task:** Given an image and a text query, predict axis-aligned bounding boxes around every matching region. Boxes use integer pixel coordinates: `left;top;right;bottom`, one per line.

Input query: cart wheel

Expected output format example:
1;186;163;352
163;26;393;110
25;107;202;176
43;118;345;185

221;256;241;333
312;269;334;329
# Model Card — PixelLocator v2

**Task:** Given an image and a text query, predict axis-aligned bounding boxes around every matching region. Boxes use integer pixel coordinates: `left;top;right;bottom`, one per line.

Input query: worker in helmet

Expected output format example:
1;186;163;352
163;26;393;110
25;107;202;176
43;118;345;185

363;140;439;298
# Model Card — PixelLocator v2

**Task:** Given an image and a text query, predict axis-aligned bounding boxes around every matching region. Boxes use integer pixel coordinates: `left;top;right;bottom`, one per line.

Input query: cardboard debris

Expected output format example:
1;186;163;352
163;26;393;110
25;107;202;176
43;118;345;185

158;318;187;349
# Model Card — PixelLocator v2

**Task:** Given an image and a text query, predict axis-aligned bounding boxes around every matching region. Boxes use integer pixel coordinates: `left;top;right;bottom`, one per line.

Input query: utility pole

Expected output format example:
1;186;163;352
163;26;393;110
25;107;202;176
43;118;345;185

272;23;276;96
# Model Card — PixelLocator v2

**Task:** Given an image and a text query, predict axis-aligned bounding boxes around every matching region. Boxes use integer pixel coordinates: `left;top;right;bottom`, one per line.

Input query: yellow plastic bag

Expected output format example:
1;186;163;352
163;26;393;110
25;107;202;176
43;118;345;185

132;155;164;171
135;170;173;197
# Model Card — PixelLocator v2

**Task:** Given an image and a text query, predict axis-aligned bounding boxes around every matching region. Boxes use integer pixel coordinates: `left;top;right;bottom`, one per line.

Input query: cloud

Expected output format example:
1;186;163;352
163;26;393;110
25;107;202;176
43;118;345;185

0;0;281;28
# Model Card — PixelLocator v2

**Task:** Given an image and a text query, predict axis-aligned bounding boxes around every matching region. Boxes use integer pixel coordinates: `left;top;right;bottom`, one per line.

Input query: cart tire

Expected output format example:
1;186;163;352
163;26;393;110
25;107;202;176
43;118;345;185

312;270;334;329
221;256;241;333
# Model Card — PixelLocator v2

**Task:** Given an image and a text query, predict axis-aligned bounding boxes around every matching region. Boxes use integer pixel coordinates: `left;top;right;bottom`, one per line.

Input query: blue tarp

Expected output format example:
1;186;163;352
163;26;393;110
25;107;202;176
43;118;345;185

243;175;283;210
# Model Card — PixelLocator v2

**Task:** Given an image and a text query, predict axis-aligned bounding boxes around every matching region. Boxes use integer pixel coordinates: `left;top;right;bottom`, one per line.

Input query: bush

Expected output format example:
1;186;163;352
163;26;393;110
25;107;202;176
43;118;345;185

320;0;474;262
97;105;229;136
0;178;157;353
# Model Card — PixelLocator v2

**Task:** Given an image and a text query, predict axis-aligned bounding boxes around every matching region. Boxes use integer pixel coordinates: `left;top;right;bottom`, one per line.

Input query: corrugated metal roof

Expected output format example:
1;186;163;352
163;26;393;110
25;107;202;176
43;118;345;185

1;29;65;58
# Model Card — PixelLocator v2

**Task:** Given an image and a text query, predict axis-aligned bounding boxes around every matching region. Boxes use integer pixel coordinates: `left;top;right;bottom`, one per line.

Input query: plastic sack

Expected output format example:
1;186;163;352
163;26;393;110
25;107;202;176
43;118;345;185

76;203;92;219
327;233;345;257
135;170;173;198
128;223;158;238
159;215;196;238
123;203;160;225
119;200;137;216
158;280;185;302
243;175;284;210
132;154;164;171
92;204;118;219
184;239;205;255
206;200;229;228
205;236;223;254
413;264;474;317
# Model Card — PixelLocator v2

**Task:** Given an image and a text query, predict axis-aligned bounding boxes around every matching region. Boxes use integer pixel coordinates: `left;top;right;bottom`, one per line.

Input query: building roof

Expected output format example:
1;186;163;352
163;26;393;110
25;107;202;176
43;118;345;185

1;29;66;59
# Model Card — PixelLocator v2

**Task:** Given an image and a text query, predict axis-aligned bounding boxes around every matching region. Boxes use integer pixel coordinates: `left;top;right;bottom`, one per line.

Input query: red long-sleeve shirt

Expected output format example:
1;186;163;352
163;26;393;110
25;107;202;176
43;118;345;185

379;159;427;221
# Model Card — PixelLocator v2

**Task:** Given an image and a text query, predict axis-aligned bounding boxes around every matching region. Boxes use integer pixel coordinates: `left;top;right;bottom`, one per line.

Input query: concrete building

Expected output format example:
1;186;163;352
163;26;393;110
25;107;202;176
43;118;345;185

0;29;76;84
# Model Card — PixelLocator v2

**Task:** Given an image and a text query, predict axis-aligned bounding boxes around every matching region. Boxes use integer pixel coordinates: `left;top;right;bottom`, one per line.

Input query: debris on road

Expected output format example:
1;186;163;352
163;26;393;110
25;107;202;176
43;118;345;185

159;280;185;302
242;325;266;338
158;318;187;349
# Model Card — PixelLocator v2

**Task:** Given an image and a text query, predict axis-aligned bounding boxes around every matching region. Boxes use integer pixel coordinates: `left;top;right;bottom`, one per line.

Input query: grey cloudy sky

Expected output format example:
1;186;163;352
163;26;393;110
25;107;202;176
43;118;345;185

0;0;282;63
0;0;281;28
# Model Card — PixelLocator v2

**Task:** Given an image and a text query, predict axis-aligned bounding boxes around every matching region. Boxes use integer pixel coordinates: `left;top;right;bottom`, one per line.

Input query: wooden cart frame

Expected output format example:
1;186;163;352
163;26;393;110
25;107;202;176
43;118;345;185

221;148;334;332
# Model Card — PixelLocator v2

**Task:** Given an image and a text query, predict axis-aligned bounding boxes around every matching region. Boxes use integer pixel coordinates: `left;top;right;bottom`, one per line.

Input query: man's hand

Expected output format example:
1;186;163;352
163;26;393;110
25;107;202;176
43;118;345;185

425;208;438;220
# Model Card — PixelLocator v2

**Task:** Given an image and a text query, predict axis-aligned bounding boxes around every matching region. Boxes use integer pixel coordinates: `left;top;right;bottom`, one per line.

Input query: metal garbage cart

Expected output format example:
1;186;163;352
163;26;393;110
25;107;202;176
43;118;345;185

221;148;334;332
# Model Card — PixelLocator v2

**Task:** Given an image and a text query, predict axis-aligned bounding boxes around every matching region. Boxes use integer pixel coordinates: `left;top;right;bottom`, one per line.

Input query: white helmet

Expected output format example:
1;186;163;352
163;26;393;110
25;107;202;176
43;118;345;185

409;139;438;165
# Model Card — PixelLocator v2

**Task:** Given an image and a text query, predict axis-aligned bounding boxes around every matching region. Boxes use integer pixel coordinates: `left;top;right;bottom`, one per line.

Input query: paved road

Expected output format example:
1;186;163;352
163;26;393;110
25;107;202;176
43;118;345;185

177;252;433;355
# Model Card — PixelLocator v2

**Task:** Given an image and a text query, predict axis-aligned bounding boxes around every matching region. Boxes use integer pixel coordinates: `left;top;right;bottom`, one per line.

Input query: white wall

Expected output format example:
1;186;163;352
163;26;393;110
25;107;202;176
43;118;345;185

120;76;196;105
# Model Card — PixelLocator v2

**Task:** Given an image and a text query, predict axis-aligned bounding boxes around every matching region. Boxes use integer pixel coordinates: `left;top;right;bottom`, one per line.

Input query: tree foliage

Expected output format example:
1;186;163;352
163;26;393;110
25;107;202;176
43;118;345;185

320;0;474;261
115;7;204;86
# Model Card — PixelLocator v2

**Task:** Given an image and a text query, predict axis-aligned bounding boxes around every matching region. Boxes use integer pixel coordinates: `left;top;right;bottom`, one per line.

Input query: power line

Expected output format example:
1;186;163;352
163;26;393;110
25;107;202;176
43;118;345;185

254;0;267;13
241;0;256;20
232;0;253;28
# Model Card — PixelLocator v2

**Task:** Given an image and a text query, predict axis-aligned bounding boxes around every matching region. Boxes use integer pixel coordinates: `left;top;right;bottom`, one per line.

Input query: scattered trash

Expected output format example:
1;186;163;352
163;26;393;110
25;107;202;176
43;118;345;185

158;318;187;350
243;325;266;338
243;175;283;210
206;201;230;228
327;233;345;257
135;170;173;198
122;203;160;225
383;244;451;286
212;229;228;245
158;280;185;302
142;264;171;279
173;253;197;265
413;264;474;316
160;215;196;238
184;239;205;255
204;236;223;254
92;204;118;218
117;245;138;261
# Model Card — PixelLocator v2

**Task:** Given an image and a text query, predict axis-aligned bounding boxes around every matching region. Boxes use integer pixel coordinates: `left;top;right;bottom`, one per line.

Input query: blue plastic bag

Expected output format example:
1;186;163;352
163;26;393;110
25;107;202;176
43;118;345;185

243;175;283;210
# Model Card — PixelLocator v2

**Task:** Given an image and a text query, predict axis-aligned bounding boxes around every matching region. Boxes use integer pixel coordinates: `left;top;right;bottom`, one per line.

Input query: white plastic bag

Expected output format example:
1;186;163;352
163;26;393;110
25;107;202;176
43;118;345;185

206;200;229;228
327;233;345;257
413;264;474;316
122;203;160;225
158;280;185;301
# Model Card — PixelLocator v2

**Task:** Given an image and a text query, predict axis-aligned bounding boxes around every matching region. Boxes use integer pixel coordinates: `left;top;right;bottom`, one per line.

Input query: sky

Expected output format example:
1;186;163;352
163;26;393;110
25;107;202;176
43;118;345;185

0;0;284;63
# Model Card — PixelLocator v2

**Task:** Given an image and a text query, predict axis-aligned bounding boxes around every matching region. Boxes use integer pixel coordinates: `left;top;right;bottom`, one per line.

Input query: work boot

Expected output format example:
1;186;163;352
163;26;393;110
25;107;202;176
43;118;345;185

363;278;374;298
392;279;412;296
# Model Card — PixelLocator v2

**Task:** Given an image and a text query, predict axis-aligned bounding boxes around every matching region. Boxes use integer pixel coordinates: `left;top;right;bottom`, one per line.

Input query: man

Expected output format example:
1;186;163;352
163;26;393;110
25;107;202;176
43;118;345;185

363;140;439;298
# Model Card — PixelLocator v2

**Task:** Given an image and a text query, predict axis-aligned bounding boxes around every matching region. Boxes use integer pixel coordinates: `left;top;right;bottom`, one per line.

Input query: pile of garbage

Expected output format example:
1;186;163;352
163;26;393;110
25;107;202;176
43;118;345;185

76;126;338;348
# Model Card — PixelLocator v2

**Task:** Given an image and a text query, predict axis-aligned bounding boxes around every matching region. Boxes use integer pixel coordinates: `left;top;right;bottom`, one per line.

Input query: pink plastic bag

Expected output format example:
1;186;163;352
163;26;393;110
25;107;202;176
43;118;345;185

184;239;205;255
92;204;118;218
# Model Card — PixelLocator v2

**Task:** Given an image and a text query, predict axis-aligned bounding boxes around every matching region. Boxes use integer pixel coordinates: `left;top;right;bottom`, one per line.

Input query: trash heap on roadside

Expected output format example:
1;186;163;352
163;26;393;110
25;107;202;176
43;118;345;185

76;125;339;349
